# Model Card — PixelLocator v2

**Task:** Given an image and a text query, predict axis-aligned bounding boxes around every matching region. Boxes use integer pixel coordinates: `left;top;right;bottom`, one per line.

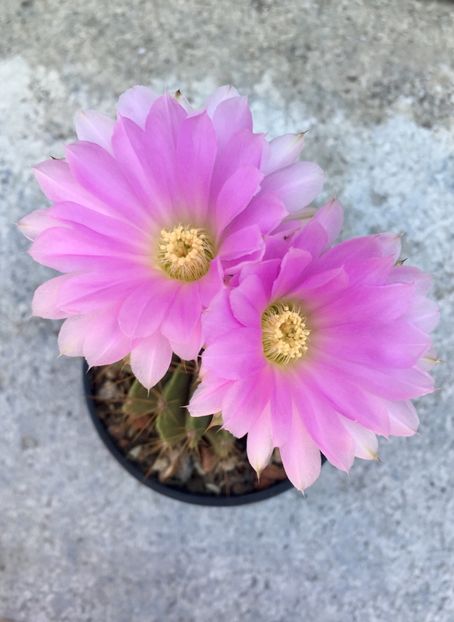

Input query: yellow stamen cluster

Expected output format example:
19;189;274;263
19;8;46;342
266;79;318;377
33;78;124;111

157;225;215;282
262;302;310;366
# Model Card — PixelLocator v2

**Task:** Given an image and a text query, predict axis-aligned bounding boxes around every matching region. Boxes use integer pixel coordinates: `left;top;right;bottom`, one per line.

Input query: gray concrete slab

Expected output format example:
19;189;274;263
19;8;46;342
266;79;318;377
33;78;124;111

0;1;453;621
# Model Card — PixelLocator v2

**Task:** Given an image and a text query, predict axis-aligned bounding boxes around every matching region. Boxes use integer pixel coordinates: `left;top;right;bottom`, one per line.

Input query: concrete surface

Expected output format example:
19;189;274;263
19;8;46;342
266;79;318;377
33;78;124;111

1;1;453;621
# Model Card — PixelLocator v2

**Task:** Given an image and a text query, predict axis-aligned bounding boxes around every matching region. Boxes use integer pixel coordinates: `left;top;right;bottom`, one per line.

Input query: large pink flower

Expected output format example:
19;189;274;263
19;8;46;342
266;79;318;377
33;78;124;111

19;86;324;388
189;201;439;490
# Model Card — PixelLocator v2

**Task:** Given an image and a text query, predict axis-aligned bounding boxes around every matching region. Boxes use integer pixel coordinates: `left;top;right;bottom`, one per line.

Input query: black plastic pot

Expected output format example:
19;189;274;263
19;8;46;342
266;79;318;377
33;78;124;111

82;362;294;506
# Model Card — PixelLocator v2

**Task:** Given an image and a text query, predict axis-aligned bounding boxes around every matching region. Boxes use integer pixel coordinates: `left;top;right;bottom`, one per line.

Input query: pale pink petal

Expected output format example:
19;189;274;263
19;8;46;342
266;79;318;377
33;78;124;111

246;405;274;474
215;166;263;232
17;208;59;240
341;418;379;460
118;279;176;338
318;320;431;370
168;320;203;361
74;110;114;153
56;272;140;315
189;376;233;417
222;368;272;437
59;309;132;366
211;129;264;198
271;247;312;299
58;316;87;357
306;359;391;436
314;282;415;327
313;199;344;245
292;220;329;258
33;160;106;213
113;117;173;222
82;311;132;366
48;202;148;249
326;355;435;401
117;85;158;128
312;234;400;280
261;132;305;175
280;409;321;491
293;373;355;471
145;93;187;144
203;289;241;344
261;161;325;213
32;275;72;319
269;372;293;446
386;400;419;436
388;265;432;294
293;268;348;312
204;85;240;116
66;142;147;224
198;258;223;307
226;192;287;236
202;328;265;380
29;225;144;272
175;112;217;220
238;258;280;296
409;296;440;332
211;96;252;148
160;284;202;351
229;274;267;327
219;225;264;262
130;332;172;389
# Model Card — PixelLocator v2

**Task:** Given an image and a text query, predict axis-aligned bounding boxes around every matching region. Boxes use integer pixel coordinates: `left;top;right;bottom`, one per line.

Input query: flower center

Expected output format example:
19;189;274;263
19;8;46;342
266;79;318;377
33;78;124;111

157;225;215;282
261;301;310;366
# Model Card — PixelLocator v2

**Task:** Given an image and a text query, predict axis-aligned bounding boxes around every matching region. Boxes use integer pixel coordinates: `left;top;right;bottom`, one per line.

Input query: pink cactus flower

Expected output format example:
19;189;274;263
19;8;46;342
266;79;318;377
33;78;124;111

19;86;324;388
189;201;439;490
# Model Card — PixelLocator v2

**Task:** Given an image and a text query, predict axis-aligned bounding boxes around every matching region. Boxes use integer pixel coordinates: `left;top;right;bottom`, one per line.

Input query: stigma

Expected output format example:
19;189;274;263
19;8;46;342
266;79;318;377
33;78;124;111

157;225;215;282
262;301;310;366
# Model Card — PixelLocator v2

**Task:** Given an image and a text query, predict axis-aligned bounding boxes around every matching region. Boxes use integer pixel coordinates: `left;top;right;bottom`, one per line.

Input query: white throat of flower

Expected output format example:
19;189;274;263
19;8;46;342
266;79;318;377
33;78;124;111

262;301;310;366
157;224;215;282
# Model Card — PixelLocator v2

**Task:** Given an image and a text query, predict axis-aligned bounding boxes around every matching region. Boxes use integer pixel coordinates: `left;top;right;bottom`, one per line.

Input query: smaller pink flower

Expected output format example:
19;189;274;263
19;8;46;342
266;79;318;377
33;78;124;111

189;200;439;490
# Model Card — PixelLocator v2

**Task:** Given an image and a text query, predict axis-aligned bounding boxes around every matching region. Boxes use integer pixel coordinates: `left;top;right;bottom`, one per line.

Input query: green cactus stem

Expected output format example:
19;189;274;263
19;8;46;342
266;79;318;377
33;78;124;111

155;362;192;446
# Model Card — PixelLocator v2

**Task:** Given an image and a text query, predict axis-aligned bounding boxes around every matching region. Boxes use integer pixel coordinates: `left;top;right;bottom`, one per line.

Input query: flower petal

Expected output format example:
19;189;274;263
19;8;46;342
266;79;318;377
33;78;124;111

211;96;252;148
261;161;325;213
175;112;217;220
340;418;379;460
203;289;241;344
118;279;176;338
386;400;419;437
65;141;147;224
246;405;274;474
130;332;172;389
293;373;355;471
219;224;264;262
280;408;321;491
189;376;233;417
74;110;115;153
229;274;267;327
215;166;263;232
32;275;72;319
160;283;203;355
202;328;264;380
33;160;105;212
117;85;158;128
313;199;344;245
271;247;312;299
204;85;240;116
261;132;305;175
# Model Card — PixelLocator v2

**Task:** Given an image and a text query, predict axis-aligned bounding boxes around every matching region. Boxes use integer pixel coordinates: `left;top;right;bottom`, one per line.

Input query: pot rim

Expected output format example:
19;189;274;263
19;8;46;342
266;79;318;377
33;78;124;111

82;361;293;506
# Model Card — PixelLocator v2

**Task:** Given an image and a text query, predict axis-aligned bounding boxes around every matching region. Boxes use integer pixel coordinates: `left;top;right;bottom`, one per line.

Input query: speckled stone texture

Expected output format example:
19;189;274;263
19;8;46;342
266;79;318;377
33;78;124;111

1;1;453;621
